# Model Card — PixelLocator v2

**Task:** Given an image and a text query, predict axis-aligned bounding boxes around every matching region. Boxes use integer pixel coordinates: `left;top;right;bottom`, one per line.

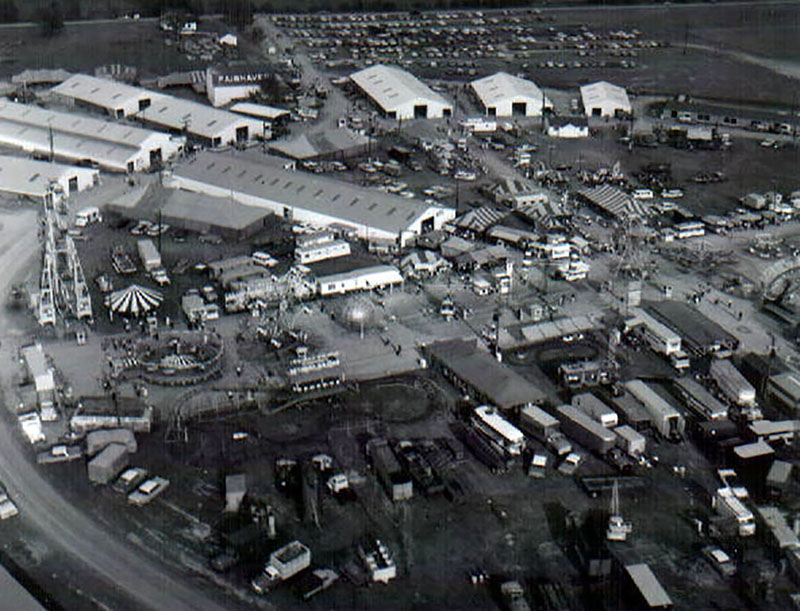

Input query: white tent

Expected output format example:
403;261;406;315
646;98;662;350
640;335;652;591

106;284;163;317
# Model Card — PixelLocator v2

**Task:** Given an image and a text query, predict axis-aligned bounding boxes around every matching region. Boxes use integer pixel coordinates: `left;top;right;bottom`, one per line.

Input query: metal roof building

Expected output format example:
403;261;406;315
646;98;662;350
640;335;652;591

0;155;98;202
425;338;546;409
624;563;673;609
350;64;452;120
575;184;646;220
51;73;149;118
160;189;271;239
168;151;455;246
580;81;631;118
230;102;289;121
50;74;264;146
471;71;552;118
643;300;738;355
0;99;183;173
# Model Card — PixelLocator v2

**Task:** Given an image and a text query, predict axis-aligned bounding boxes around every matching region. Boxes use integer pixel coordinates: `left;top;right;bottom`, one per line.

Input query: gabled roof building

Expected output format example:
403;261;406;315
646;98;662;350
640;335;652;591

471;72;551;118
167;151;455;246
350;64;452;120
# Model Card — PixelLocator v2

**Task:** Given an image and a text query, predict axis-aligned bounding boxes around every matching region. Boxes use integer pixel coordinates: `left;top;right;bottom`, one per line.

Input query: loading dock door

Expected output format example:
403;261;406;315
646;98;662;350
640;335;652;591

414;105;428;119
149;148;162;167
512;102;527;116
421;216;434;233
592;107;602;117
68;177;78;193
487;107;496;117
236;126;248;142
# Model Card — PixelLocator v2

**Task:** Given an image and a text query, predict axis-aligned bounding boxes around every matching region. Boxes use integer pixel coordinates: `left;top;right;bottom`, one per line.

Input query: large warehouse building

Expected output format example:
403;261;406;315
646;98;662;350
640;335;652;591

0;99;183;172
350;64;452;120
167;151;455;246
580;81;631;118
470;72;552;118
50;74;264;146
0;155;98;203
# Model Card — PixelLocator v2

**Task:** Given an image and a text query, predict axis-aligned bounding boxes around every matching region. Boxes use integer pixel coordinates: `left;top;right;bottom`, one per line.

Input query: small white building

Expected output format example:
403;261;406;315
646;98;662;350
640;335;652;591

350;64;452;120
316;265;403;296
218;33;238;47
547;117;589;138
580;81;631;118
471;71;551;118
295;238;351;264
0;156;98;203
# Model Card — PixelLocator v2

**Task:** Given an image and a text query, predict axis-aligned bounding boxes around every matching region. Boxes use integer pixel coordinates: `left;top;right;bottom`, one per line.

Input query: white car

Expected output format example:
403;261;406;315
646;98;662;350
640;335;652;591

632;189;654;200
558;452;583;475
151;269;170;286
702;546;736;577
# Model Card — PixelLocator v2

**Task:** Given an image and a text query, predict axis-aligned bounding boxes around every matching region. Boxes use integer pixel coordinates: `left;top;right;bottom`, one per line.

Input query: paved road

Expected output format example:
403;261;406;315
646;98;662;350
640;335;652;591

0;210;237;611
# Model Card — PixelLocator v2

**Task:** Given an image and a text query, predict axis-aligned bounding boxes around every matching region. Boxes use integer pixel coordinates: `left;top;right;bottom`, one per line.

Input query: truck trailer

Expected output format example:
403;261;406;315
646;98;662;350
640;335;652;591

87;443;128;485
710;359;756;407
137;238;162;272
573;392;619;428
614;425;646;457
625;380;685;441
518;405;572;456
556;405;616;455
713;487;756;537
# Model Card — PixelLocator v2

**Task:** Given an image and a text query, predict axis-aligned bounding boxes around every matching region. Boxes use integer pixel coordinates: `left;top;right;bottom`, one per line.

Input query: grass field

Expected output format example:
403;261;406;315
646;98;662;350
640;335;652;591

0;20;195;79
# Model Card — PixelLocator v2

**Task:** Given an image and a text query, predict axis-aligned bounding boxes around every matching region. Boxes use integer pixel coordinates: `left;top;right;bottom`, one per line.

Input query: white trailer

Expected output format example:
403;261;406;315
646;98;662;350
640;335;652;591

614;425;646;457
75;206;102;227
710;359;756;407
625;380;685;441
627;307;681;356
573;393;619;428
713;487;755;537
472;405;525;456
137;238;161;272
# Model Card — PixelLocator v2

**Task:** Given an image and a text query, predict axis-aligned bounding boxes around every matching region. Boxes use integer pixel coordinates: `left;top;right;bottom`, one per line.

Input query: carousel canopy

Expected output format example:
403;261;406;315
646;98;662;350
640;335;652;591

106;284;163;317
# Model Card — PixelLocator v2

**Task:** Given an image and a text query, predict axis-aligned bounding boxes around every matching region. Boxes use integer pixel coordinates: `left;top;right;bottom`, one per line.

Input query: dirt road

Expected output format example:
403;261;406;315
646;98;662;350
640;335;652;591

0;208;241;611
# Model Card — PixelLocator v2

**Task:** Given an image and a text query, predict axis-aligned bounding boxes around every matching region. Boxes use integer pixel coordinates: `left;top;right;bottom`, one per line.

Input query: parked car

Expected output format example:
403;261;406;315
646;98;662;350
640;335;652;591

702;546;736;577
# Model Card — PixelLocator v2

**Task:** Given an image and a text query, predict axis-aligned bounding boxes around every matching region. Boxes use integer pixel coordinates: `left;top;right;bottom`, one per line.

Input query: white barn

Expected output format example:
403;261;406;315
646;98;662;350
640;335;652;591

51;73;151;118
50;73;264;146
471;72;552;118
0;156;98;203
167;151;455;246
580;81;631;118
350;64;452;120
0;100;184;172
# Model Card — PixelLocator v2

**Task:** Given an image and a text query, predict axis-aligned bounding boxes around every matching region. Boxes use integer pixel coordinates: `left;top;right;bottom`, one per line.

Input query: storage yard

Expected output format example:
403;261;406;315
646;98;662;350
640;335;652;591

0;2;797;611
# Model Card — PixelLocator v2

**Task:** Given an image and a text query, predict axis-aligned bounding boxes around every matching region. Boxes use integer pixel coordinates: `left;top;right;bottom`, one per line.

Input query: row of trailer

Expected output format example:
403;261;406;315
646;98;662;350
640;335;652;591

466;360;771;469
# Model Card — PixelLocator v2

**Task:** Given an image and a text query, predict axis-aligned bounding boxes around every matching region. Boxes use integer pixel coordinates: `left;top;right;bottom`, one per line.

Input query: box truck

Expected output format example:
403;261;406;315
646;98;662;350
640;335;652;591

252;540;311;594
518;405;572;457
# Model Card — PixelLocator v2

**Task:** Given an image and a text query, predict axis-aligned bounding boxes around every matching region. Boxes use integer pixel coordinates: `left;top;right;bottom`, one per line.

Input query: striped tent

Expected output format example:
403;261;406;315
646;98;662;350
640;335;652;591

106;284;163;317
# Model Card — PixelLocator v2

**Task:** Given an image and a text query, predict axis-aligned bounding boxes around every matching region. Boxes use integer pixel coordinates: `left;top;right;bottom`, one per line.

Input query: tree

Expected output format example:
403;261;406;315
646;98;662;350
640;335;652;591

0;0;18;23
39;1;64;37
223;0;254;28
